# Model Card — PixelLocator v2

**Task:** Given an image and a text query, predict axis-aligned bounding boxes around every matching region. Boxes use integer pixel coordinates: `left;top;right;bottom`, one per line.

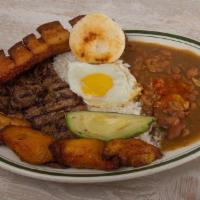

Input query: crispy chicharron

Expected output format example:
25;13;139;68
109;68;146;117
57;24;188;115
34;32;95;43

0;21;70;83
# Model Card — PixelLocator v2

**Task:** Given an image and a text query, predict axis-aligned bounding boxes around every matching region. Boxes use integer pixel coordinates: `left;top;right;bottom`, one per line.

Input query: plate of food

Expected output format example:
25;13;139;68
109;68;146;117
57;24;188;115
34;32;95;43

0;12;200;183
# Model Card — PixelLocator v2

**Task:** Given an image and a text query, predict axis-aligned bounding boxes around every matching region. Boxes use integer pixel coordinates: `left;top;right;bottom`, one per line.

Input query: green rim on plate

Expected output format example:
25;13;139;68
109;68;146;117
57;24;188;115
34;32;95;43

1;30;200;179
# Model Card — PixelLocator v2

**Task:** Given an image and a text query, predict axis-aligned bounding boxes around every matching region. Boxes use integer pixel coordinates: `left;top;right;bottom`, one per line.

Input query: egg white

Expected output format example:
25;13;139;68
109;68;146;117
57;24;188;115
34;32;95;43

66;59;141;109
54;53;141;114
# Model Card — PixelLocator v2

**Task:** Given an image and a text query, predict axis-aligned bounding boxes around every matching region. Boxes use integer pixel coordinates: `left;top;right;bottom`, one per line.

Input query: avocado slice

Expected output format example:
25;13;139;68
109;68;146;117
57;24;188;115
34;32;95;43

65;111;155;141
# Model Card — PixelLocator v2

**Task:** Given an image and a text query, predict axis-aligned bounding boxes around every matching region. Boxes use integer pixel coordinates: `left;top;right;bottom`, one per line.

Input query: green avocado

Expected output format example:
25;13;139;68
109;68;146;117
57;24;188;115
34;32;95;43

65;111;155;141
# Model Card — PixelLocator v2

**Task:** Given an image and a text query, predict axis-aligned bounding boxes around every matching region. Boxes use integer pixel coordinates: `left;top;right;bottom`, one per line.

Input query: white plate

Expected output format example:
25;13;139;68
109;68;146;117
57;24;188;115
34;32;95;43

1;30;200;183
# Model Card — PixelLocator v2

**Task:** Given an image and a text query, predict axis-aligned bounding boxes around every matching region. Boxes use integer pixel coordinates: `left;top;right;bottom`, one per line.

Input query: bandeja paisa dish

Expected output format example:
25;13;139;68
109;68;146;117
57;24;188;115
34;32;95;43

0;12;200;171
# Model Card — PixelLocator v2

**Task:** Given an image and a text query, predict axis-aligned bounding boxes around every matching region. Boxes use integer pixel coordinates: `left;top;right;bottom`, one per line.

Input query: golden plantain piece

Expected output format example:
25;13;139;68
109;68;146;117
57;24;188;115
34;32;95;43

0;113;30;130
1;126;55;164
37;21;70;55
0;113;11;130
9;117;31;127
50;138;119;170
0;21;70;83
23;34;50;63
104;138;162;167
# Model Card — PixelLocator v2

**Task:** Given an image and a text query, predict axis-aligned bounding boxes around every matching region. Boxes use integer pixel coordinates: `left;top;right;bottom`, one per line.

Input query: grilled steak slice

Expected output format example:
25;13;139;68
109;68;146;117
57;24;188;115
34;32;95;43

10;84;44;110
2;59;87;139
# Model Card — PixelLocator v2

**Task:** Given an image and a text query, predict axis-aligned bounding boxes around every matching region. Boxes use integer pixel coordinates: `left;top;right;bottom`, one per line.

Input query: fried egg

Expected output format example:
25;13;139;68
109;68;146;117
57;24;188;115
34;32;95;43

55;53;141;109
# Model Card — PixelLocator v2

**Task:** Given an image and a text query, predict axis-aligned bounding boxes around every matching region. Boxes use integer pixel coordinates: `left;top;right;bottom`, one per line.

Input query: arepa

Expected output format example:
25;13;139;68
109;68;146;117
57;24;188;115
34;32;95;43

69;13;125;64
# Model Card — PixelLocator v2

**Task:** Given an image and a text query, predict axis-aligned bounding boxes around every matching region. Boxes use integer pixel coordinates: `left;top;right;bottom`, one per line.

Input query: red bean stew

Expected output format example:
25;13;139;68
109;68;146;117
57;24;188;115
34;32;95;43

122;41;200;151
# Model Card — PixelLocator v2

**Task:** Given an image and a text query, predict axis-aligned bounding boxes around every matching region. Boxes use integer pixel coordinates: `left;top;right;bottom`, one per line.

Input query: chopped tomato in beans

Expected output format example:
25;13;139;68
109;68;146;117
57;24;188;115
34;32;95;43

122;41;200;143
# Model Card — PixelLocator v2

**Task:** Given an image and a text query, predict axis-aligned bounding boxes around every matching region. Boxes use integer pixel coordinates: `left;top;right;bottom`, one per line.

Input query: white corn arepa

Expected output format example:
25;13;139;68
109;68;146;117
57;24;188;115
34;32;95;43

69;12;125;64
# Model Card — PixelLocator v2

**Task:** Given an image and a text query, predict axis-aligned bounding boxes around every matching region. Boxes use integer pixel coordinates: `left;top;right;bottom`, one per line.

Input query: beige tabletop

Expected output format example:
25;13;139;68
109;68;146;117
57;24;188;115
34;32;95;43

0;0;200;199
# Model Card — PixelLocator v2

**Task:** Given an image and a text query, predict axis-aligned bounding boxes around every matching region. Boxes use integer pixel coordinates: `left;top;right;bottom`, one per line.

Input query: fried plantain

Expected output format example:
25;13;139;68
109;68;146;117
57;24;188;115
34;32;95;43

0;113;30;130
9;117;31;127
50;138;119;170
104;138;162;167
0;113;31;143
23;34;50;63
0;113;11;130
2;126;55;164
37;21;70;55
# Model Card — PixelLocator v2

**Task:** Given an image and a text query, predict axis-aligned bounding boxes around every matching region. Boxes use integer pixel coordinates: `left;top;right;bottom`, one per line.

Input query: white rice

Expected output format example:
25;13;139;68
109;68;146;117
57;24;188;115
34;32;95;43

53;53;161;147
88;101;141;115
53;53;72;82
54;52;141;115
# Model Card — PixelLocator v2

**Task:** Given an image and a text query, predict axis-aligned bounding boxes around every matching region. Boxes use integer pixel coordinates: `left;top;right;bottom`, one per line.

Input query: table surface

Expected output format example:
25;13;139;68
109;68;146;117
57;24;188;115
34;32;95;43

1;0;200;199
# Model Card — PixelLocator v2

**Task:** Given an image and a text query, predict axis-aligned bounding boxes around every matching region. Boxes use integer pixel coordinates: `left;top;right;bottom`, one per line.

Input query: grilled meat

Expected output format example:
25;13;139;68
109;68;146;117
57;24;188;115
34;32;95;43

0;60;87;139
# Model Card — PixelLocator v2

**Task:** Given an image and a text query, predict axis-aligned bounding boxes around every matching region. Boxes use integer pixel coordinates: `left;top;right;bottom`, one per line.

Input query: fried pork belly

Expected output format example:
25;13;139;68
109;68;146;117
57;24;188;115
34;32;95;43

0;21;70;83
104;138;162;167
50;138;119;170
23;34;50;63
8;42;34;77
69;15;85;27
1;126;55;164
0;50;16;82
37;21;70;55
9;117;31;127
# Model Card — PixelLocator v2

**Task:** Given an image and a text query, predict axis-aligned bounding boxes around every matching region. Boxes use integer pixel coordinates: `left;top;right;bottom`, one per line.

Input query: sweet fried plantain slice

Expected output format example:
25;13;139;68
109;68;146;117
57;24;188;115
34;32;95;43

50;138;119;170
0;113;31;142
0;113;30;129
0;50;16;82
8;41;34;68
37;21;70;55
104;138;162;167
0;113;11;130
2;126;55;164
23;34;50;63
9;117;31;127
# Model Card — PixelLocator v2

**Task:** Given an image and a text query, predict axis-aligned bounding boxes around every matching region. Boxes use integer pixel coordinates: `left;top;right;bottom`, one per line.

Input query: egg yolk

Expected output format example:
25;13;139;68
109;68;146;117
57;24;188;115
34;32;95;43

81;73;113;97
